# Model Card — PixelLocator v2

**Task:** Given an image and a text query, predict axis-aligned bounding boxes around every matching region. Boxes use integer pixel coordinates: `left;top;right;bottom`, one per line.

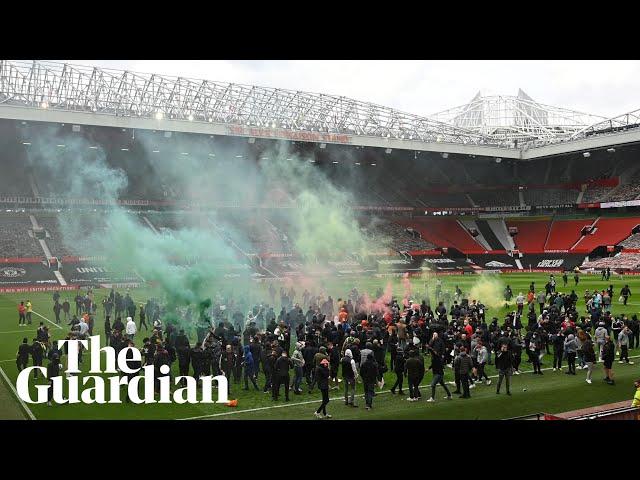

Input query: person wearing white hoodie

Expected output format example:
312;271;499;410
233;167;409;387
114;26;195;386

341;349;359;407
125;316;137;341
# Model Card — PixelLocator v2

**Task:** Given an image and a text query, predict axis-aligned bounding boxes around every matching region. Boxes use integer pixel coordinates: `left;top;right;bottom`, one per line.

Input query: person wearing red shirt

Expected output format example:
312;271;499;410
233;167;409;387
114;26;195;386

18;302;26;326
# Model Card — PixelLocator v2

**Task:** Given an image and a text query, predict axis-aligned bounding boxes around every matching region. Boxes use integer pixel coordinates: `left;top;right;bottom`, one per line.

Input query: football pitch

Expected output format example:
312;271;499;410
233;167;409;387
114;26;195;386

1;272;639;420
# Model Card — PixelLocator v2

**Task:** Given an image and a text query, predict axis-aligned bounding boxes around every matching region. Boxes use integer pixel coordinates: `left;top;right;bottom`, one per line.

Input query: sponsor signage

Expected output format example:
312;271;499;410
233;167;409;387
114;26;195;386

537;259;564;268
227;125;351;144
600;199;640;209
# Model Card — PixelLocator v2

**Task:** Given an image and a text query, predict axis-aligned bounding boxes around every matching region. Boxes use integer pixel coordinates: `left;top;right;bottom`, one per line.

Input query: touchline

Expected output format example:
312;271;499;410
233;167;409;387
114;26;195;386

16;336;229;405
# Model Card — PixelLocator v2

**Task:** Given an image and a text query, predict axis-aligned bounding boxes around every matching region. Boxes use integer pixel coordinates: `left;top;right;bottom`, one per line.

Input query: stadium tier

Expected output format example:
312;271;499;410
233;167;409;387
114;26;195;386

506;218;551;252
544;219;594;251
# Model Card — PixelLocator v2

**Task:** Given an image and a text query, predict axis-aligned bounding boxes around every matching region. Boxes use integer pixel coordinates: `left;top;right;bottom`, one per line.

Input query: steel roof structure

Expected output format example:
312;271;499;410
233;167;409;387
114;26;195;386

430;89;608;144
0;60;488;144
0;60;638;159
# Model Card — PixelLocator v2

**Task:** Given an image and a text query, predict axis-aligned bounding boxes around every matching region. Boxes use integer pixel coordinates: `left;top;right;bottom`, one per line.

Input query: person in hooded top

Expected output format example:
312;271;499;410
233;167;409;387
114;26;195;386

242;344;259;391
314;358;331;419
563;333;578;375
359;351;379;410
341;348;359;407
390;347;406;395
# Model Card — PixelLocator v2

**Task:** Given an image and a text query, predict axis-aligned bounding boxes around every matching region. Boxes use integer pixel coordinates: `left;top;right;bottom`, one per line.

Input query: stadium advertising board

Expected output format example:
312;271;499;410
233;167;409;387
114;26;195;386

63;262;143;285
0;263;59;286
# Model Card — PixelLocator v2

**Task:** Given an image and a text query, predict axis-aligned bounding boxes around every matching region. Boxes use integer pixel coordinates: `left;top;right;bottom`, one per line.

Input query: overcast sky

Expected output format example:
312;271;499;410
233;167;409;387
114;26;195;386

63;60;640;119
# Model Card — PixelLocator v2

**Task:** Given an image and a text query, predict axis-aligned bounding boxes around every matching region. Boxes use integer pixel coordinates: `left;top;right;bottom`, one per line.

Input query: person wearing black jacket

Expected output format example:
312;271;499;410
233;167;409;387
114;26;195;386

360;353;379;410
31;338;44;379
104;316;112;346
602;336;615;385
495;343;513;395
390;347;406;395
249;338;262;380
46;354;62;406
190;342;204;381
112;317;125;334
630;315;640;349
301;342;318;390
153;344;171;394
551;330;565;371
272;351;292;401
314;359;331;418
263;350;277;393
16;338;30;371
427;347;451;402
219;345;237;395
621;285;631;306
405;349;425;401
527;331;543;375
175;330;191;386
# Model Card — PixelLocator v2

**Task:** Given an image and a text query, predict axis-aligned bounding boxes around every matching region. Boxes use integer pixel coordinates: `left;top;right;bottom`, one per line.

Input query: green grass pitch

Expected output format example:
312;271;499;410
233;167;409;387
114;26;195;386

0;272;639;420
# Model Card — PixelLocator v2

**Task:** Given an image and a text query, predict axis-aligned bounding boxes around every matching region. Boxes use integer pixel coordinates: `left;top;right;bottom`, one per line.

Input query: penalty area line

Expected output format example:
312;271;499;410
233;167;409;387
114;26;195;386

31;310;63;330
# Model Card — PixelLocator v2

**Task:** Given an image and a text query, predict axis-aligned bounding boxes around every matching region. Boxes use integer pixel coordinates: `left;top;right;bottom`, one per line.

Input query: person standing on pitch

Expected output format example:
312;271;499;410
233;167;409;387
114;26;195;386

18;301;26;326
495;343;513;395
582;335;597;384
390;347;406;395
454;346;473;399
25;299;33;325
405;348;425;402
618;325;634;365
139;305;148;331
175;329;191;387
290;341;305;394
360;351;379;410
426;345;452;402
125;316;137;341
16;338;30;371
563;333;578;375
31;337;44;379
620;285;631;306
602;336;616;385
314;358;331;418
272;351;292;401
341;349;358;407
46;354;62;407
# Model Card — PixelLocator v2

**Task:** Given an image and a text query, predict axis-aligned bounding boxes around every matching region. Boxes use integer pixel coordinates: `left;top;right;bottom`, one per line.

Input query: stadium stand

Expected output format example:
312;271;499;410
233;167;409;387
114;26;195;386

36;214;109;257
581;253;640;270
506;219;552;252
618;233;640;249
469;190;520;207
574;217;640;252
607;183;640;202
399;218;486;253
0;214;45;257
368;220;436;252
581;185;614;203
523;188;579;206
544;219;594;251
416;192;472;208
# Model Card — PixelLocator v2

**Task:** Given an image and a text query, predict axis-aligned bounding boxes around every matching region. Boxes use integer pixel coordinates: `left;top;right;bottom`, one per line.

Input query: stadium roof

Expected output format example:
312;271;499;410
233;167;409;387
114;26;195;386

430;89;608;144
0;60;639;160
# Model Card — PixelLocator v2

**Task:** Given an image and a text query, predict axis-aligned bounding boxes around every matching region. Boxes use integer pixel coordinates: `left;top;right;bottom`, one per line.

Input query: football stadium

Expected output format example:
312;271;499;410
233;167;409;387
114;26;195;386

0;60;639;420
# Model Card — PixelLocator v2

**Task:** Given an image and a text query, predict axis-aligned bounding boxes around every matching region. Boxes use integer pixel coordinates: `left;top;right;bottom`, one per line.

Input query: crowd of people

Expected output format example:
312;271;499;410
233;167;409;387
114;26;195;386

14;276;640;416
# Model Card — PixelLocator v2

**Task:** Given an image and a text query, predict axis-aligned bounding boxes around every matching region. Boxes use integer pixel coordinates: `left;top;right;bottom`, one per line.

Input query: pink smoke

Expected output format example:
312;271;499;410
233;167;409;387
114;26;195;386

360;282;394;316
